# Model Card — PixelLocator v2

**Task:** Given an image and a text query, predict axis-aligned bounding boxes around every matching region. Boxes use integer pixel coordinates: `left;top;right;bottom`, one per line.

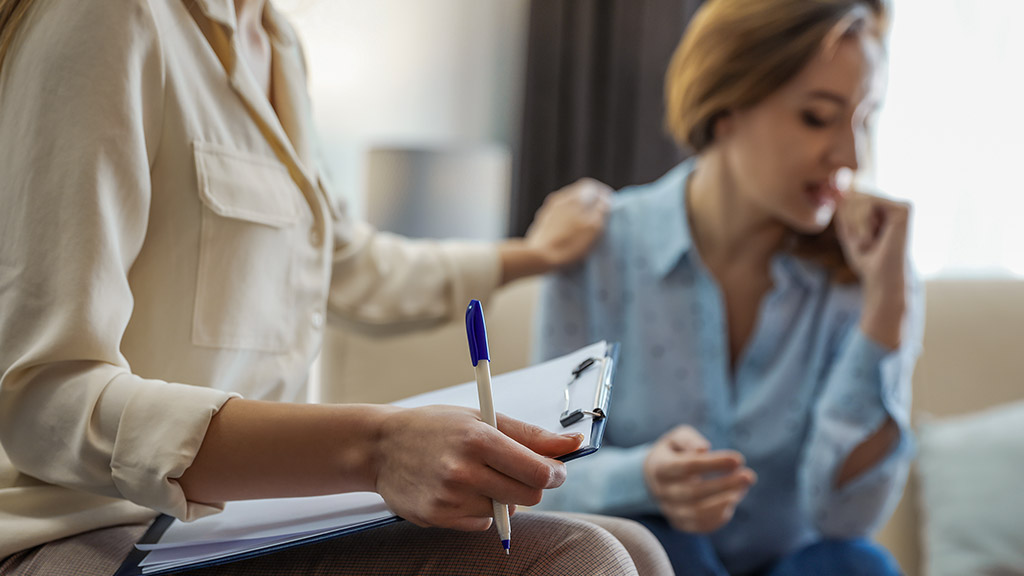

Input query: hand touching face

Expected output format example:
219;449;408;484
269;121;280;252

835;190;910;293
835;190;911;349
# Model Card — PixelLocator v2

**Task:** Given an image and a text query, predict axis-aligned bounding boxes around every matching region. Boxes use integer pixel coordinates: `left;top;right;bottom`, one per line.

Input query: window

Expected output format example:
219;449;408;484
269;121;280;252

874;0;1024;277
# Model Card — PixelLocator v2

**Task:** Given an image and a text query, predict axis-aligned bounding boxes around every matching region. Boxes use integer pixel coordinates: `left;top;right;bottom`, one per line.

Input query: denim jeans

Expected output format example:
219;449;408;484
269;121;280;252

628;515;903;576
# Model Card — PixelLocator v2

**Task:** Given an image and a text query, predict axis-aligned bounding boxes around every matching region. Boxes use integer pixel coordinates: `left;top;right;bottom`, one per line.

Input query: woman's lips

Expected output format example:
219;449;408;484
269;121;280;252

805;181;839;208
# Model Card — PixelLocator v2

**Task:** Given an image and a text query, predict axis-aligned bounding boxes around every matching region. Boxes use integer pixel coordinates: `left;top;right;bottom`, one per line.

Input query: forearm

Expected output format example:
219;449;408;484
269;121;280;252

329;224;500;331
802;424;910;538
177;399;399;504
801;410;909;537
803;328;914;536
843;290;907;484
835;417;899;488
498;239;553;285
859;281;906;350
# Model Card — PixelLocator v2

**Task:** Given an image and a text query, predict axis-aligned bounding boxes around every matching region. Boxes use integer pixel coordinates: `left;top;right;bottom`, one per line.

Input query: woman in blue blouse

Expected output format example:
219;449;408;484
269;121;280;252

533;1;922;575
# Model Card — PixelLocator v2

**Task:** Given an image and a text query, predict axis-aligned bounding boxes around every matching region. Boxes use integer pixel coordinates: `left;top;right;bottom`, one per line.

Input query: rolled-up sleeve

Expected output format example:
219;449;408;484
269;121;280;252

0;0;235;521
799;273;925;538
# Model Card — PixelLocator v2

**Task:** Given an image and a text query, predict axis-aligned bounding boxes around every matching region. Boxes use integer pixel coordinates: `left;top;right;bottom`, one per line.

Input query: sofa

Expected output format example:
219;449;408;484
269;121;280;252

320;278;1024;576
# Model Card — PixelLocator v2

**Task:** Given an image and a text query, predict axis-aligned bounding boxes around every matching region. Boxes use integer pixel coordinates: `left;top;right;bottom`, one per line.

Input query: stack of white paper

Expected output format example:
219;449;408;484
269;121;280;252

135;492;393;574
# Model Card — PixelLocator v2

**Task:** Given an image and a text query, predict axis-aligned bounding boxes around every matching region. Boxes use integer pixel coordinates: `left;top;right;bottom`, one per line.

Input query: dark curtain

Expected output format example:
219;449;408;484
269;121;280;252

510;0;704;237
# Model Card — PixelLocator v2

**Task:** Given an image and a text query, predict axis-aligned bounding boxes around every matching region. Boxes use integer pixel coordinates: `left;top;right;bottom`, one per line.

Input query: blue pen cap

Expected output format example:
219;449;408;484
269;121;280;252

465;299;490;366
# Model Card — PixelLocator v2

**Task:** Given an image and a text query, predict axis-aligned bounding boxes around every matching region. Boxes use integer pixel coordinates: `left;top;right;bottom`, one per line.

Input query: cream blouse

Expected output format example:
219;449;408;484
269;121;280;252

0;0;499;558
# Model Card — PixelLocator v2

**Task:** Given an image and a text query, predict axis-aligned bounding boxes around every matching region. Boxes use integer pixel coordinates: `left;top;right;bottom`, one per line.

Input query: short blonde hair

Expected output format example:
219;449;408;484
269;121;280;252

666;0;888;152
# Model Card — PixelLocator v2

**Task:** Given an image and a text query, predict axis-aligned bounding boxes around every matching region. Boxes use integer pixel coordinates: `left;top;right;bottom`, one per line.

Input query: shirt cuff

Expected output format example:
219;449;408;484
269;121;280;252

602;445;661;515
101;373;240;521
437;241;501;316
537;444;661;516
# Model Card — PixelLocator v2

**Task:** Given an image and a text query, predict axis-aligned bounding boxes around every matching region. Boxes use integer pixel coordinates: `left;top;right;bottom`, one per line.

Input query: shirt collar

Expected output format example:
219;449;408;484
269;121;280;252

643;158;697;279
188;0;237;32
264;3;298;47
187;0;296;46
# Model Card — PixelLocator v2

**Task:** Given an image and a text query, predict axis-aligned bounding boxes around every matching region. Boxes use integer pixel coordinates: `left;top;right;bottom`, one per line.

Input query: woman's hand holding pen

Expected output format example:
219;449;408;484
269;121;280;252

374;405;584;531
644;425;757;534
835;191;911;350
499;178;613;284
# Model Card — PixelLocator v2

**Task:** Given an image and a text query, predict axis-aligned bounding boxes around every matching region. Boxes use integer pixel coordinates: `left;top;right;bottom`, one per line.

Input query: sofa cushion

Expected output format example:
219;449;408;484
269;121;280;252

917;400;1024;576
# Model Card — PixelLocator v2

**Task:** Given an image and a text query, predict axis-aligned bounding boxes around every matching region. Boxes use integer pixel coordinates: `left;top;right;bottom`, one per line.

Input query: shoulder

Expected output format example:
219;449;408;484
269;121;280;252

6;0;162;81
609;162;692;225
602;162;693;257
21;0;160;38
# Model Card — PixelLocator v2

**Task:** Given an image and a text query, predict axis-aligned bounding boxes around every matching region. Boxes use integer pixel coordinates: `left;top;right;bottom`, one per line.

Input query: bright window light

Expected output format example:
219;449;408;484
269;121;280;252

875;0;1024;278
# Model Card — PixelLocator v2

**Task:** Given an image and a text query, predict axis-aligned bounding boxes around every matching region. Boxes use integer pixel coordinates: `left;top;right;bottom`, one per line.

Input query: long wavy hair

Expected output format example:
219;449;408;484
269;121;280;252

665;0;889;284
0;0;35;78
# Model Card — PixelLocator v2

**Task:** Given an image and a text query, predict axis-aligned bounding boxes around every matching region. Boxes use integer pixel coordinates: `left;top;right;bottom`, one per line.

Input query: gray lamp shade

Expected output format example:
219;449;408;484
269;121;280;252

365;145;511;240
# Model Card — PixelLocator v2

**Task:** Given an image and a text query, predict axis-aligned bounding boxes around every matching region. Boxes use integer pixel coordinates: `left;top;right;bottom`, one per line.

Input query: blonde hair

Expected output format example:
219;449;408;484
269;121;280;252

0;0;35;78
666;0;887;152
665;0;888;282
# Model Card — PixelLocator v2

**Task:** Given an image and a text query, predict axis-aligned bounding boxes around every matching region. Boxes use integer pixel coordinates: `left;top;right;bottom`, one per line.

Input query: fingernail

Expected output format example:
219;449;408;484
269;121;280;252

561;433;584;442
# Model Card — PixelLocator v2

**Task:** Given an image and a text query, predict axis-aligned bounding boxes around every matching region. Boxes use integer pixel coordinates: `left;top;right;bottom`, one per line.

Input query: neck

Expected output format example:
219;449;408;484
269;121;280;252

687;150;788;273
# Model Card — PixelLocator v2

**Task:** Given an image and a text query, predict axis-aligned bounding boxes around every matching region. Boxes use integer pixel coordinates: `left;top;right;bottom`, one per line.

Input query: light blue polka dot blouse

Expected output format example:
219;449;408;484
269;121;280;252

532;159;925;575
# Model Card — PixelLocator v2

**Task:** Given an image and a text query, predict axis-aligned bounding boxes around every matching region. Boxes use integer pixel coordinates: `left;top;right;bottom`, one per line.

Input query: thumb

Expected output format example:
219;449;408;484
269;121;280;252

665;425;711;452
497;413;584;458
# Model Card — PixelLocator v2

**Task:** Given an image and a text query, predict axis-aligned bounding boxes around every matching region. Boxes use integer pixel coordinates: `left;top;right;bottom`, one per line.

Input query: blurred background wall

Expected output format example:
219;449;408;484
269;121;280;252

276;0;529;227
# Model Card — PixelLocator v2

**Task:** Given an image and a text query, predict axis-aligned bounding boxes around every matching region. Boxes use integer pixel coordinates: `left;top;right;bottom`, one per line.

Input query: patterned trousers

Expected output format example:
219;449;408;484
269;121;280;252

1;512;673;576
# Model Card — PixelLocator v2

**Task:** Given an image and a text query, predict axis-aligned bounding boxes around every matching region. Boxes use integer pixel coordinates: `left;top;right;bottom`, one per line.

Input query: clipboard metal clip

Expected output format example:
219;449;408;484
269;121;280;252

560;357;608;427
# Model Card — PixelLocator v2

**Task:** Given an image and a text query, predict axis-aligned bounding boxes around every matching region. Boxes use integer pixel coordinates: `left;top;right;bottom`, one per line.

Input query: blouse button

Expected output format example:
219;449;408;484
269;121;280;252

309;229;322;247
312;311;325;329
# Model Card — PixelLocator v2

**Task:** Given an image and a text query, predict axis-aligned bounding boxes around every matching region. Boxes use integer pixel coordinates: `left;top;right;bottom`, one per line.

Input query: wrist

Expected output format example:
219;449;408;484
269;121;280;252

335;404;402;493
498;239;553;284
859;288;905;350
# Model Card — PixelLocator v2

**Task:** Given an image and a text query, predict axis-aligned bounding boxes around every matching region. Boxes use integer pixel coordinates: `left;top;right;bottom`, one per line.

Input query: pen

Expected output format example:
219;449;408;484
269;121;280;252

465;299;512;554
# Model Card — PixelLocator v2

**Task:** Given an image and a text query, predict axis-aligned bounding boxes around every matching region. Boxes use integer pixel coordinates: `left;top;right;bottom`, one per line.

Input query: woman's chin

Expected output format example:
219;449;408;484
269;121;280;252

786;208;835;235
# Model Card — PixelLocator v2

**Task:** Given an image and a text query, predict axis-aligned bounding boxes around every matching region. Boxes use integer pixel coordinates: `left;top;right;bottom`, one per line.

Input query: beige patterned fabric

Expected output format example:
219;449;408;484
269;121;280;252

0;512;670;576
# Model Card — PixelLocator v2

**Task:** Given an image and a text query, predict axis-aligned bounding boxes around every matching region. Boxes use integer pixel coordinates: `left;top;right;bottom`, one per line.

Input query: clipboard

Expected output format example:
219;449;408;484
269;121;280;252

557;340;618;461
394;339;618;462
116;341;618;576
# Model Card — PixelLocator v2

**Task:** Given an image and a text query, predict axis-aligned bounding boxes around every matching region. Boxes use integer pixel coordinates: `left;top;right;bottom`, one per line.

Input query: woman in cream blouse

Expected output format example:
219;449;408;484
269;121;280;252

0;1;672;574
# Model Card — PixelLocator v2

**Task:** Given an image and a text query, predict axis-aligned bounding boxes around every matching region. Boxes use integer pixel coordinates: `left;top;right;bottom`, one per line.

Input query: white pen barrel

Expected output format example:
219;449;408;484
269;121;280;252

493;500;511;542
474;359;510;548
475;361;497;428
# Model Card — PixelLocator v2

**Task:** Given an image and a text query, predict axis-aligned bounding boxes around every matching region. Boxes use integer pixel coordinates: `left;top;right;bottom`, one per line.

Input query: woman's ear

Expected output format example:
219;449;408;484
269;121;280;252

712;111;735;142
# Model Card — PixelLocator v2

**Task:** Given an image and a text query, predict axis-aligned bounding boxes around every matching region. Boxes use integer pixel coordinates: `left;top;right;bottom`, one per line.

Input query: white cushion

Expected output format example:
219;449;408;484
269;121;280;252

917;400;1024;576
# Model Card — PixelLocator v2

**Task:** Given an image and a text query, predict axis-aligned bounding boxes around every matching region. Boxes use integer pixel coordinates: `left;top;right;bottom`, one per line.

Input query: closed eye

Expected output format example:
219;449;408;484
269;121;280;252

801;111;830;129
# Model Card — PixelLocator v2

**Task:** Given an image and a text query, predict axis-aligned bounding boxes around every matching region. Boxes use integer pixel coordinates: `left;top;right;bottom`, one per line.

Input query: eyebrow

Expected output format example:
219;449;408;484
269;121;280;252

806;90;848;106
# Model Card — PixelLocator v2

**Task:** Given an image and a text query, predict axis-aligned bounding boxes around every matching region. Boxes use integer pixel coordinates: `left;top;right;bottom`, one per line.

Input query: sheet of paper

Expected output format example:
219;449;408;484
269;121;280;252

394;340;609;447
138;492;390;549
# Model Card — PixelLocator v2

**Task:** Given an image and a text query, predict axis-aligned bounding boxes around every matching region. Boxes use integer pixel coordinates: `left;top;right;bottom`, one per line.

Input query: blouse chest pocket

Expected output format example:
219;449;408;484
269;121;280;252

192;142;303;353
